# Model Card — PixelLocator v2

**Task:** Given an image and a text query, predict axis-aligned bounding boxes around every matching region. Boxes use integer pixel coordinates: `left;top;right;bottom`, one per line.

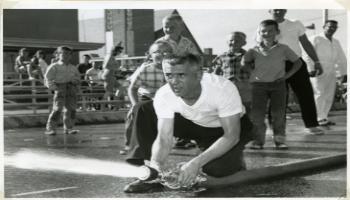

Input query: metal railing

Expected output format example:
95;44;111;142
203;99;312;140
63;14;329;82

3;74;130;115
3;72;346;115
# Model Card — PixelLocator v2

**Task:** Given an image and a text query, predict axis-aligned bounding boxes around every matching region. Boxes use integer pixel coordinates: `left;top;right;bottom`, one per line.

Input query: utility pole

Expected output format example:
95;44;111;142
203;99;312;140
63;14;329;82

323;9;328;23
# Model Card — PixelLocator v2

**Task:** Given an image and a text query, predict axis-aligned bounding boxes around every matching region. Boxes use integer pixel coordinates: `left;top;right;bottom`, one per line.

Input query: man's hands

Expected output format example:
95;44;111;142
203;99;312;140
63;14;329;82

309;62;324;77
178;159;201;187
314;62;323;76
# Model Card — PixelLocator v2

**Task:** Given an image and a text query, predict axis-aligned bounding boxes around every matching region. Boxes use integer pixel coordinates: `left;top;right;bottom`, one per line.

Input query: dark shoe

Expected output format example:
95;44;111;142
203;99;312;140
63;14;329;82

275;143;288;150
126;158;145;166
174;139;196;149
123;179;164;193
326;120;336;126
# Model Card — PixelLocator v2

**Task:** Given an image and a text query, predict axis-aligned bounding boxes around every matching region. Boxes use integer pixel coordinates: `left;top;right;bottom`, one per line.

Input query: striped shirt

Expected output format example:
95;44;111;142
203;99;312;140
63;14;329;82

130;62;166;99
213;49;250;82
156;36;199;56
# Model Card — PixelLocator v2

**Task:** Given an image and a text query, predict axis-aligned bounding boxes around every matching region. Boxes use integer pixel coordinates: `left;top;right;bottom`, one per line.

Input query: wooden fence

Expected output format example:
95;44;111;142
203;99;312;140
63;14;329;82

3;73;130;114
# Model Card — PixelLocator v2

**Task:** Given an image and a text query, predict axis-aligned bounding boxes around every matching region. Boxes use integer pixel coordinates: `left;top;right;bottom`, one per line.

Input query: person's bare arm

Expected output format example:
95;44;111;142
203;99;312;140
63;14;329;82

149;118;174;171
275;58;302;82
178;113;241;186
299;34;323;75
127;80;139;106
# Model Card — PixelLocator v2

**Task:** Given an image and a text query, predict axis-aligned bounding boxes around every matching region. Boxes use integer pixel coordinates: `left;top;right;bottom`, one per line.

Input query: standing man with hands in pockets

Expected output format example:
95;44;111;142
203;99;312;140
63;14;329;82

269;9;325;135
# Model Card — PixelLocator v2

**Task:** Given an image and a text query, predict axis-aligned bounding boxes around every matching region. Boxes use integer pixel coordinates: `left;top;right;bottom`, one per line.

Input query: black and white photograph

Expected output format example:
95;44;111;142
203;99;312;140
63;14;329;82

2;0;348;198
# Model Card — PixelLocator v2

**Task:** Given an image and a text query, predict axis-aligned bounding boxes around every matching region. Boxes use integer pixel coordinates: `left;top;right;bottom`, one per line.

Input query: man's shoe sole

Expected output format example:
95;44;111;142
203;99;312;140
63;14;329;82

123;182;164;193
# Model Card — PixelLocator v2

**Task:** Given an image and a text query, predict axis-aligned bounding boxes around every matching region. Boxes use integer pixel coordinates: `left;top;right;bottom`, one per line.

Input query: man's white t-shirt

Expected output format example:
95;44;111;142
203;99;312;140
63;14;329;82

277;19;306;57
153;73;244;128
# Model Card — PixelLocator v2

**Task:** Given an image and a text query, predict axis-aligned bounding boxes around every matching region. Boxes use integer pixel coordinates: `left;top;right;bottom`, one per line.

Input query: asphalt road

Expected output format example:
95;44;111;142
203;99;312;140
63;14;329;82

3;113;347;198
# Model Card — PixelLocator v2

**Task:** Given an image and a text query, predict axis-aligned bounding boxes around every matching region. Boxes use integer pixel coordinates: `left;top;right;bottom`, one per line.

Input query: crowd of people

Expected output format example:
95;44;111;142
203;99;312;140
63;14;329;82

13;9;347;193
122;9;347;193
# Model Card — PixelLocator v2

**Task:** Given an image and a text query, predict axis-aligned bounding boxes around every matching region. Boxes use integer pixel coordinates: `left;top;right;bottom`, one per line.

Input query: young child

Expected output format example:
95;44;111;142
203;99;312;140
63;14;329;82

241;20;302;150
44;46;81;135
156;14;200;56
213;31;252;114
121;40;174;155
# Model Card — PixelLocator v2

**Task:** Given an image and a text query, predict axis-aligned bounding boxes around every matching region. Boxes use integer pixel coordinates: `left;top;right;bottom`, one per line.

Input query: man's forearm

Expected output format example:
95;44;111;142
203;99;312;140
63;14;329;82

127;86;139;106
191;135;239;168
300;36;319;62
150;134;173;171
284;59;302;79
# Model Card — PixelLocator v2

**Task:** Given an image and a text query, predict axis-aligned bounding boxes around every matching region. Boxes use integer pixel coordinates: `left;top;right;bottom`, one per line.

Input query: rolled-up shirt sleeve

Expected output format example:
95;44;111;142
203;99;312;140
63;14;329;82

153;89;175;119
217;81;243;117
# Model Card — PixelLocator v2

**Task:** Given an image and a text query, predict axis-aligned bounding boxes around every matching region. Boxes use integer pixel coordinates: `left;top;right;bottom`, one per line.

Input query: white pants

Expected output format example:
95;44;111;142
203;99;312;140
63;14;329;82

310;72;337;121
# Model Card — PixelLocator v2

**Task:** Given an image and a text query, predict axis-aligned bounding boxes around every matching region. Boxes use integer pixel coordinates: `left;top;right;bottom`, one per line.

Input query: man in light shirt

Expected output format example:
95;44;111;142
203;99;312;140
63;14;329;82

305;20;347;126
124;54;254;193
269;9;325;135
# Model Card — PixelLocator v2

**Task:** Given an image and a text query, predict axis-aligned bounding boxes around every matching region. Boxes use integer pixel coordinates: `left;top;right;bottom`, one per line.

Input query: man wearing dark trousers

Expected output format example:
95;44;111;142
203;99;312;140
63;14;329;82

269;9;325;135
124;54;254;193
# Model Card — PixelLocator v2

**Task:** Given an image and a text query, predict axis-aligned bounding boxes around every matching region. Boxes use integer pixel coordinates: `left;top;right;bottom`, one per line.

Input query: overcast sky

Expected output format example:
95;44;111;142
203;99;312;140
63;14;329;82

177;9;347;54
79;9;347;55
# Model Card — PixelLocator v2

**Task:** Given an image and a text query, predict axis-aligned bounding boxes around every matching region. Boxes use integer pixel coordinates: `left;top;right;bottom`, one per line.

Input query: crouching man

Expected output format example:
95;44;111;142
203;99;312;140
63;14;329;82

124;54;254;192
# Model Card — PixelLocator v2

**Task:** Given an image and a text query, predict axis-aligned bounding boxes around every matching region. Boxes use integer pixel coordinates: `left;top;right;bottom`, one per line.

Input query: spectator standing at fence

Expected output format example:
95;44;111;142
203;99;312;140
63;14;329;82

14;48;30;79
213;31;252;114
77;54;93;110
77;54;92;84
121;40;174;155
156;14;200;56
85;61;104;110
101;43;123;110
269;9;325;135
44;46;80;135
28;55;43;80
305;20;347;126
85;61;103;86
35;50;49;77
241;20;302;150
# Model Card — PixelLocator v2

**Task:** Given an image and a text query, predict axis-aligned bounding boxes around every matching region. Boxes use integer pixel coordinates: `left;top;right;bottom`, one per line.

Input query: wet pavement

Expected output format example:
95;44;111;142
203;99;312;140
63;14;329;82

3;111;347;198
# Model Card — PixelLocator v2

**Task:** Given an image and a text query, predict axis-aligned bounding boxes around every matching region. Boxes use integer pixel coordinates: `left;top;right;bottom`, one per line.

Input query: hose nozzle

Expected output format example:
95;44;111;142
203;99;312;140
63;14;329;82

138;165;159;181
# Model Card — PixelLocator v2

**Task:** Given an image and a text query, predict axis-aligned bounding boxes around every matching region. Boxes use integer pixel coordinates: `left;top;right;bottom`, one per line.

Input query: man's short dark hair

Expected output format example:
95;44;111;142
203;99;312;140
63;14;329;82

57;46;73;53
162;54;202;72
163;54;201;65
260;19;279;31
325;20;338;25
